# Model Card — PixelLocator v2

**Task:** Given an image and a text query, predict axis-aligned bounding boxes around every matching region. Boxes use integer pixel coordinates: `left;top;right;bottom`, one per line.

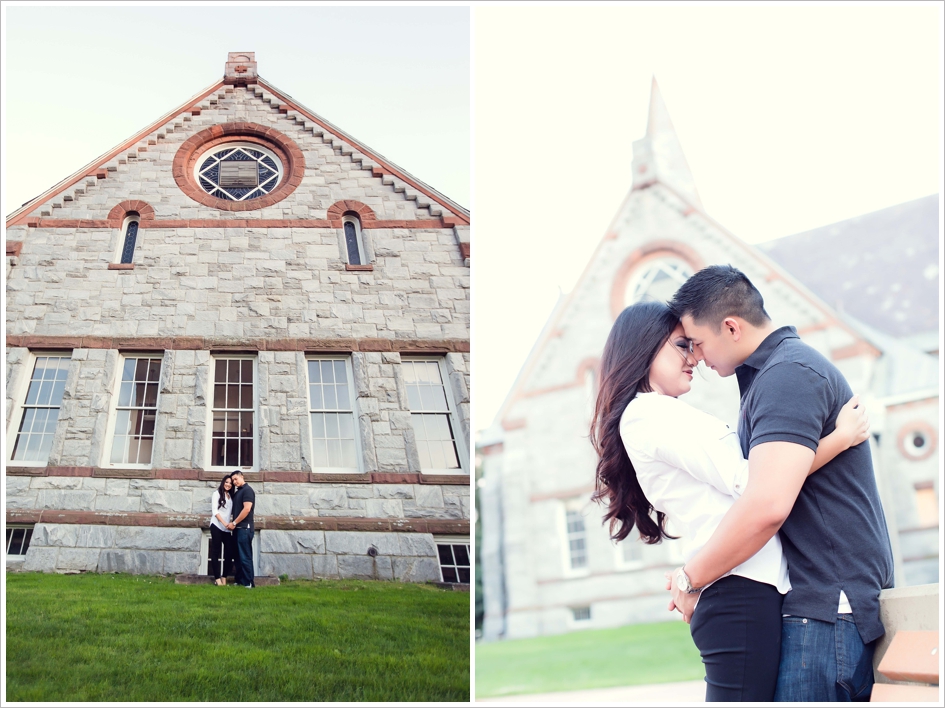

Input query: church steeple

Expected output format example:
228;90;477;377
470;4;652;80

632;77;703;209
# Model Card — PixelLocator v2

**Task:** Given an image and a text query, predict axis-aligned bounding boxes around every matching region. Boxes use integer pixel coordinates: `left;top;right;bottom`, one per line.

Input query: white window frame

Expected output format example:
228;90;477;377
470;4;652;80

114;213;141;264
402;357;468;475
101;353;163;469
614;536;645;571
6;524;35;562
205;354;258;472
6;351;72;467
569;606;592;624
433;535;470;585
341;214;367;266
559;498;591;577
305;355;363;473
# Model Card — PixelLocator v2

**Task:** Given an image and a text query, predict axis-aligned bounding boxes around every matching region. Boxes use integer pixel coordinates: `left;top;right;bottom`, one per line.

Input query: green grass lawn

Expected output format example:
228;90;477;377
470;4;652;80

6;572;469;702
476;620;704;697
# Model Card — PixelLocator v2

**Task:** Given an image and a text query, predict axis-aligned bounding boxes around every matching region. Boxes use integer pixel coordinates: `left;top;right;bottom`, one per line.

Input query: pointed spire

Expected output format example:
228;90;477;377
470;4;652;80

632;77;703;209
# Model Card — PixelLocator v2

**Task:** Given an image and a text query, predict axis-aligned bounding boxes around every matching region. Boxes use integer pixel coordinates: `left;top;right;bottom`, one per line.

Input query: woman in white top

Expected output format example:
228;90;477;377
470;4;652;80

589;301;868;702
209;474;236;586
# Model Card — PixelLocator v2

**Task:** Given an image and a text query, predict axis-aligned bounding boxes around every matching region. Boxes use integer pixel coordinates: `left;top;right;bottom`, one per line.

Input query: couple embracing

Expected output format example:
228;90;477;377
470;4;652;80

209;470;257;588
590;265;894;702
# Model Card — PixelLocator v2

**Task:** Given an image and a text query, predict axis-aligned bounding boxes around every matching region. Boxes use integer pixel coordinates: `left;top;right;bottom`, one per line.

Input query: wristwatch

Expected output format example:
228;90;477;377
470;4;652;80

675;567;702;594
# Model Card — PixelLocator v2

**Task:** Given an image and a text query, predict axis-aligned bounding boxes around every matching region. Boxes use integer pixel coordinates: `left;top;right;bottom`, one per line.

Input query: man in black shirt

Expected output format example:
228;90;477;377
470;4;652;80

668;265;893;701
229;471;256;588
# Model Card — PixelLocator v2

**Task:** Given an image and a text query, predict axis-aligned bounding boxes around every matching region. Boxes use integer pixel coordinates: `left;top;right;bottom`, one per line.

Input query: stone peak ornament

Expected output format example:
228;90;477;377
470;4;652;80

224;52;258;86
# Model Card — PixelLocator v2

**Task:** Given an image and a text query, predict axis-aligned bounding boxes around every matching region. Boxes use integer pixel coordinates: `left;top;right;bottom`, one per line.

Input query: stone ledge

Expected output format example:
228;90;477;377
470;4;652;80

6;509;471;535
5;335;470;354
7;467;472;485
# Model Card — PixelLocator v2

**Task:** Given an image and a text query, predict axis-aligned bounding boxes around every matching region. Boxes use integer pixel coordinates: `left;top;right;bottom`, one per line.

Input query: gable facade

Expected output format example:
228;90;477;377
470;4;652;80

478;81;938;640
5;53;471;585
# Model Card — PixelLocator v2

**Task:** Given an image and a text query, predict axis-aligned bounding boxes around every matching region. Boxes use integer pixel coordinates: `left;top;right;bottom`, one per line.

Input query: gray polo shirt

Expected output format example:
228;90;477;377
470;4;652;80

735;326;894;644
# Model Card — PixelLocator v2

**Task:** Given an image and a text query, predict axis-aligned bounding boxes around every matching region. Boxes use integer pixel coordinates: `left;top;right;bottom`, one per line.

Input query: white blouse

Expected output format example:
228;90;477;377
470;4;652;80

620;391;791;594
210;490;233;533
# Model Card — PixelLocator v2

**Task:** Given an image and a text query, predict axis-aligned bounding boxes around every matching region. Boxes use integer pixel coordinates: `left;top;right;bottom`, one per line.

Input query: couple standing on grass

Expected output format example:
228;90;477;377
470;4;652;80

209;470;257;588
590;265;894;702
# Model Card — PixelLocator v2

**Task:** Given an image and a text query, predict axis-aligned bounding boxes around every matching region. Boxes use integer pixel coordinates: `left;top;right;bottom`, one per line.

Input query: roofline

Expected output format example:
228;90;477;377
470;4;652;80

491;178;889;429
7;75;470;229
256;77;469;223
6;79;226;228
492;189;634;427
640;179;885;357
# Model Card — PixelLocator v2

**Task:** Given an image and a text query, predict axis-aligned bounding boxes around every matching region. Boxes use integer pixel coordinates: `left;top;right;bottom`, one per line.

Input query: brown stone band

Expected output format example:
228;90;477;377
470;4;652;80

5;335;470;354
5;467;470;486
19;218;455;230
6;509;470;535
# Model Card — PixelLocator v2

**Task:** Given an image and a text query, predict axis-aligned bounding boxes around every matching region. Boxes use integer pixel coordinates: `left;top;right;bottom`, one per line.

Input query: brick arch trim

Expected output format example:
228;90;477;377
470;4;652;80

327;200;377;227
172;122;305;212
610;241;706;320
107;200;155;226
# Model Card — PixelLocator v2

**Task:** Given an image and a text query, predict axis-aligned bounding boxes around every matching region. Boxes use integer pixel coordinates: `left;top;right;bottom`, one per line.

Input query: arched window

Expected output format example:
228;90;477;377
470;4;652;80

342;214;366;266
624;256;693;306
119;213;140;264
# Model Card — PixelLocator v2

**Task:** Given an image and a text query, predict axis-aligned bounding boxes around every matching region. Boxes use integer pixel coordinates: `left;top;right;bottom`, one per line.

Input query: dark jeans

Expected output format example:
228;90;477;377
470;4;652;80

774;614;876;701
208;524;235;579
234;527;254;587
689;574;783;702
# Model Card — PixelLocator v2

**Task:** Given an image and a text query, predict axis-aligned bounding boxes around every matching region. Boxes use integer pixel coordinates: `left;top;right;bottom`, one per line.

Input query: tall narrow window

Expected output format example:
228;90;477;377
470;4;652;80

403;359;464;473
210;358;255;469
565;507;588;570
342;215;366;266
307;357;360;471
10;354;71;464
108;356;161;466
120;214;140;264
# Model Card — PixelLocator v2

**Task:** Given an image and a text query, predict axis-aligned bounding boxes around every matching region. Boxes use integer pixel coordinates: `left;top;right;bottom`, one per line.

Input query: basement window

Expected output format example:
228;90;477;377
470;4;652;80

435;537;470;584
6;525;34;558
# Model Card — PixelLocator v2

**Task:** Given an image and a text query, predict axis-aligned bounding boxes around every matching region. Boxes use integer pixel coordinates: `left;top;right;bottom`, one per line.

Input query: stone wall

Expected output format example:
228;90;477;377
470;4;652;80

12;523;442;582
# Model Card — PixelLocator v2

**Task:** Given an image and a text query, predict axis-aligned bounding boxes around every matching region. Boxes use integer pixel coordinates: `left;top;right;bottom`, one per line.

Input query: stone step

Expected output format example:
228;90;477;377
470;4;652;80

175;574;280;586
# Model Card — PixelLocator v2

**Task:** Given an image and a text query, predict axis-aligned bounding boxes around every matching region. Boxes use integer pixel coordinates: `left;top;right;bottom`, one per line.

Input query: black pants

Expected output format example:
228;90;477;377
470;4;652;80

208;525;235;580
689;574;783;702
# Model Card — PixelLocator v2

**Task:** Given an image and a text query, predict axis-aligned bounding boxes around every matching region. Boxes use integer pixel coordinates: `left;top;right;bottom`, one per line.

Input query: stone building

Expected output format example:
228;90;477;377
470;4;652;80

478;79;939;640
5;52;471;584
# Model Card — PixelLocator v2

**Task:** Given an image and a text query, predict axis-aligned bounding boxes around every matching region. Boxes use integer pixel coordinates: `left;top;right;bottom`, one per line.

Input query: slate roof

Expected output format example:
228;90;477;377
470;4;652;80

758;195;940;342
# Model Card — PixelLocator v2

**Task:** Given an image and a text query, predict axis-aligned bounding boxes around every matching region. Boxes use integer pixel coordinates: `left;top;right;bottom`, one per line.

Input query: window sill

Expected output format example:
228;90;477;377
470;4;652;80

108;263;135;270
419;473;471;486
344;264;373;271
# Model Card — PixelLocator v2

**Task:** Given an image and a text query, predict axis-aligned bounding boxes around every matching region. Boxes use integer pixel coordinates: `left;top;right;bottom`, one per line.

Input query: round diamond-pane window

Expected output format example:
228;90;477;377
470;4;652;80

194;143;283;202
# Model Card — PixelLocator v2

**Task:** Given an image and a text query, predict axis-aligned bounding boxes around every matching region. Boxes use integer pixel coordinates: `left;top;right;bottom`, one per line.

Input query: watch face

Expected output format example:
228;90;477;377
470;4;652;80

675;572;687;592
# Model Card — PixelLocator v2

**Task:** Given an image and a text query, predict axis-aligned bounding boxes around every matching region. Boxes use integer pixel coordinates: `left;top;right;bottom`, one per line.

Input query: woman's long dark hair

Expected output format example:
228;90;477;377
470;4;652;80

216;474;233;510
589;301;680;544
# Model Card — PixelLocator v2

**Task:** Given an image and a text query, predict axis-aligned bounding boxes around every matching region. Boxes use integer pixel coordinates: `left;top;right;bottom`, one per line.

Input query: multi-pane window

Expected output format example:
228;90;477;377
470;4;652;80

211;358;255;468
307;358;359;470
109;356;161;465
342;216;366;265
625;257;693;306
6;526;34;557
403;359;463;472
571;606;591;622
195;144;283;201
436;540;470;584
120;215;140;264
565;508;588;570
11;354;71;463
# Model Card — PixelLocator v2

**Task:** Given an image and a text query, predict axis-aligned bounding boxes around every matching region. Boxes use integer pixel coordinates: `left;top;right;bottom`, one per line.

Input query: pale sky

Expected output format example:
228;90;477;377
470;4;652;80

473;3;943;433
1;5;469;215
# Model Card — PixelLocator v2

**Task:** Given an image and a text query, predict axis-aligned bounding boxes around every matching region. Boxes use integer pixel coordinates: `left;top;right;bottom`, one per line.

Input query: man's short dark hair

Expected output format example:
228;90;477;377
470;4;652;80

669;264;770;331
